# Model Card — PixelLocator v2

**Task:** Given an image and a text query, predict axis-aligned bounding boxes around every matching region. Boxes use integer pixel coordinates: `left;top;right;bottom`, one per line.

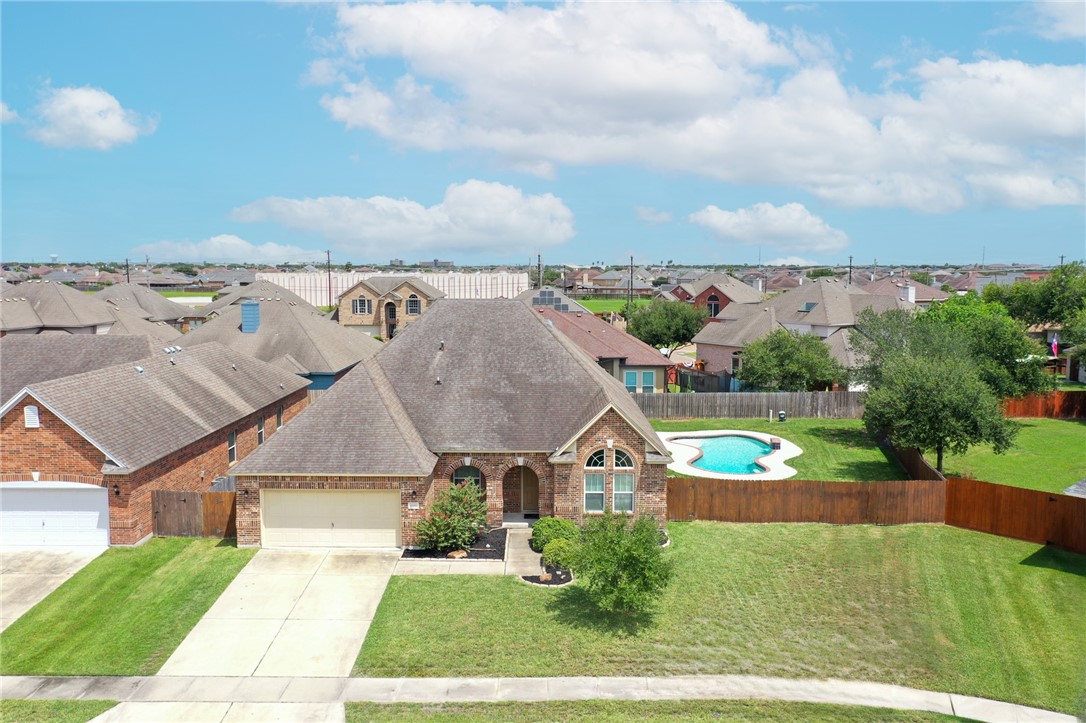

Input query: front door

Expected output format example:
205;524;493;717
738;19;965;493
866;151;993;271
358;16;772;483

521;468;539;514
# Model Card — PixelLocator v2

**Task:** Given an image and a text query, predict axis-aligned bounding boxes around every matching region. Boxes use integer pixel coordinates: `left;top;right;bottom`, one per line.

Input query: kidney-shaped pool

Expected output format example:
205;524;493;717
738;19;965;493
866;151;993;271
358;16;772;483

659;430;803;480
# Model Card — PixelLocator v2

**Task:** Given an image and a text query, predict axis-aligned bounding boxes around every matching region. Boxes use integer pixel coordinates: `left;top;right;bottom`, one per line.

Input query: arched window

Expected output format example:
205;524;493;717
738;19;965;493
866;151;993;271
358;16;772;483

584;450;606;512
614;449;634;469
406;293;421;316
706;293;720;317
453;465;484;491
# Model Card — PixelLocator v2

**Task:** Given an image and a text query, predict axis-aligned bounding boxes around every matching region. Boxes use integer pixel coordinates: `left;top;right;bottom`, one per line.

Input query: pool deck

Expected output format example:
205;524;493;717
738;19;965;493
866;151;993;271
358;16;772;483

659;430;803;480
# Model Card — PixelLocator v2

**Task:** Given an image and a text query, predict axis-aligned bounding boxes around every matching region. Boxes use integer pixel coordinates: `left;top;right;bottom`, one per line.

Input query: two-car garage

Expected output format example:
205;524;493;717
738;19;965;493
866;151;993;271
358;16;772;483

0;481;110;547
260;489;401;548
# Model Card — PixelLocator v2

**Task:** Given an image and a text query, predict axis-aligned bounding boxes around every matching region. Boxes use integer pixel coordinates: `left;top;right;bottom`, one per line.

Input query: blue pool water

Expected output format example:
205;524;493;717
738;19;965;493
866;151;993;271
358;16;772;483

683;435;772;474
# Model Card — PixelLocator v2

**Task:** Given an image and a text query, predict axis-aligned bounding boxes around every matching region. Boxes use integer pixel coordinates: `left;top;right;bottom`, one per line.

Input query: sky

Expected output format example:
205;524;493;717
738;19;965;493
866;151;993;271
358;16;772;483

1;1;1084;268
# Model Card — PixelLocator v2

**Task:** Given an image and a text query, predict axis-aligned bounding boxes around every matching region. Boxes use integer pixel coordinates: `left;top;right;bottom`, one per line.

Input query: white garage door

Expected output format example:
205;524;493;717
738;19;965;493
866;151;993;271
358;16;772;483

261;490;401;548
0;482;110;547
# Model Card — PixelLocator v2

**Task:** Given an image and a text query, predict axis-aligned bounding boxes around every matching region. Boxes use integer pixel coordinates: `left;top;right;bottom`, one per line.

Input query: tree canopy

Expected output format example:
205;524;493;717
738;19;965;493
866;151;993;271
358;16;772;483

626;300;706;357
736;329;843;391
981;261;1086;326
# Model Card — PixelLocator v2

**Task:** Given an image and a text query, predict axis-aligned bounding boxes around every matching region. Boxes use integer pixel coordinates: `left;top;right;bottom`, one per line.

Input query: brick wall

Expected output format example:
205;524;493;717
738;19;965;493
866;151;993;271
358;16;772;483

696;342;742;375
0;388;308;545
337;282;436;332
433;453;553;527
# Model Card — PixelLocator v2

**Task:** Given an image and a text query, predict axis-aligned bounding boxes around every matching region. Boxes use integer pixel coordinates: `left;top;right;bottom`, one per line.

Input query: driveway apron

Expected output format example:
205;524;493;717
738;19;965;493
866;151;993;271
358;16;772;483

158;550;397;678
0;548;106;632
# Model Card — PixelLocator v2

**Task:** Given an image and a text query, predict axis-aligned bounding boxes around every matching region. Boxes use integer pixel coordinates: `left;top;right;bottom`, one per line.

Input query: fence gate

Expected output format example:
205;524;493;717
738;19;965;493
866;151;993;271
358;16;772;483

152;490;203;537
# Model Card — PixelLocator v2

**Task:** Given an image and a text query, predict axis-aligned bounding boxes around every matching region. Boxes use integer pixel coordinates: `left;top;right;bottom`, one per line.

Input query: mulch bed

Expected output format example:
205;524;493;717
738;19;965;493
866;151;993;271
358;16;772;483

401;527;507;560
521;564;573;587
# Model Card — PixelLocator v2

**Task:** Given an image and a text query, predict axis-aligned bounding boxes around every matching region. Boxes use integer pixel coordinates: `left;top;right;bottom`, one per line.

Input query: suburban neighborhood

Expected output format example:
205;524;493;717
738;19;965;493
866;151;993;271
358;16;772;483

2;2;1084;722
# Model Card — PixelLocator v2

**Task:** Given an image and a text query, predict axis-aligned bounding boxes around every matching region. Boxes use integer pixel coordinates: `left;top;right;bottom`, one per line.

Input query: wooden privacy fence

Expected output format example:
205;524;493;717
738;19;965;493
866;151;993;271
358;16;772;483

666;478;946;525
1002;391;1086;419
152;490;237;538
945;477;1086;554
885;444;945;481
634;391;865;419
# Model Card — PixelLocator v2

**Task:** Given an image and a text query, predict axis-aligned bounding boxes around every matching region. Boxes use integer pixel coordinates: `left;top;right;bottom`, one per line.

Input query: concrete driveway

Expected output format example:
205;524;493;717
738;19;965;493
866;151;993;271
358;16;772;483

0;548;106;631
158;550;397;678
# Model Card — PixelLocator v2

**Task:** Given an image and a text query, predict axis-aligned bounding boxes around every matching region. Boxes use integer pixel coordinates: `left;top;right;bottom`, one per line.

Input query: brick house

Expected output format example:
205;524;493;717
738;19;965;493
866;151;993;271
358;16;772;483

0;343;309;546
231;300;671;549
670;272;763;318
335;276;444;338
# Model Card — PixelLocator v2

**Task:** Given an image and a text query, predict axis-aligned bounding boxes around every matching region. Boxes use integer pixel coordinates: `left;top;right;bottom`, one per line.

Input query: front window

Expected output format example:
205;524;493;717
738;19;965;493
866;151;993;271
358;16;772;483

707;294;720;317
585;474;605;513
228;431;237;463
640;371;655;393
613;474;635;513
406;294;421;315
453;465;484;491
624;370;637;393
257;416;265;445
352;297;372;315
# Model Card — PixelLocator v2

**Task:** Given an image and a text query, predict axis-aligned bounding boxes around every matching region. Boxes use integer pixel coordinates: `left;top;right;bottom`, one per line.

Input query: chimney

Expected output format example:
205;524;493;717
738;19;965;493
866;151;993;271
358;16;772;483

899;283;916;304
241;299;261;333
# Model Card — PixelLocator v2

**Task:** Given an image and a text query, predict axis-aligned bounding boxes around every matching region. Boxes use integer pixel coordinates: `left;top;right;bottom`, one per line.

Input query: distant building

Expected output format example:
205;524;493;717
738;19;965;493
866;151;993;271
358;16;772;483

418;259;454;268
389;259;405;267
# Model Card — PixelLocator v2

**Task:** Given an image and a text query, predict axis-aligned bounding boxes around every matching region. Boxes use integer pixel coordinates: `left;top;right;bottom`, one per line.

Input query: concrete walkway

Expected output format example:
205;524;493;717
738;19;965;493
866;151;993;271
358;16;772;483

1;674;1075;722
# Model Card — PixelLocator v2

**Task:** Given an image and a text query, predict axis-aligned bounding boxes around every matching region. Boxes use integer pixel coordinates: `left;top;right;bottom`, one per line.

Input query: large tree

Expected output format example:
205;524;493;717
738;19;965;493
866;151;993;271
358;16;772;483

982;261;1086;326
736;329;844;391
626;299;706;358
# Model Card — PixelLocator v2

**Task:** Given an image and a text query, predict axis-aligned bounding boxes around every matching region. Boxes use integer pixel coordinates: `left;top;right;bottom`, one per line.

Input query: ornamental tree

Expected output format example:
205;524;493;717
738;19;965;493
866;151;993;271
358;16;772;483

736;328;844;391
626;299;706;358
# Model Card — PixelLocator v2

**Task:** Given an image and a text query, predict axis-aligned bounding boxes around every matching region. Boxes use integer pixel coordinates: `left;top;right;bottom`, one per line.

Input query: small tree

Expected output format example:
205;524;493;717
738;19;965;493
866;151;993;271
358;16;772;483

737;329;844;391
414;482;487;551
626;299;706;357
573;513;673;615
910;271;933;287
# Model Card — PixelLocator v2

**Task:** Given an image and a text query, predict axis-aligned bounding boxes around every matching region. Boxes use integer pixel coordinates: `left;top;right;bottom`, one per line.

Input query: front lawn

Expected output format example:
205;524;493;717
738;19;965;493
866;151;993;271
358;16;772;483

0;537;255;676
357;523;1086;715
942;419;1086;493
346;700;964;722
652;418;902;481
0;701;117;723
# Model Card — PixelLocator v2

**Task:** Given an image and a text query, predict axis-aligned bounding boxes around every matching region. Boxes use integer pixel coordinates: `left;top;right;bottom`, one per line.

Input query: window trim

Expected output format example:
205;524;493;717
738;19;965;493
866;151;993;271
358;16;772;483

584;473;605;514
614;449;635;469
227;430;237;464
585;449;607;468
406;293;421;316
276;405;284;429
624;370;637;392
352;297;372;315
613;473;635;513
257;416;265;445
640;370;655;393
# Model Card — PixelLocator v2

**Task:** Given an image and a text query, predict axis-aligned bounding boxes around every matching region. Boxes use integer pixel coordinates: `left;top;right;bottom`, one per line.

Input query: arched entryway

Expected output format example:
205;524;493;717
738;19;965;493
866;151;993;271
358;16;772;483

502;466;539;519
384;302;397;338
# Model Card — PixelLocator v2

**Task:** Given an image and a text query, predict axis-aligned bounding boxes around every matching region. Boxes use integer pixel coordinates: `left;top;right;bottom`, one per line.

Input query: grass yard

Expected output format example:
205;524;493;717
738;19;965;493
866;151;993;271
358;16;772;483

346;700;964;722
0;700;117;723
356;523;1086;715
577;298;652;314
158;290;213;298
1052;378;1086;391
0;537;255;676
942;419;1086;493
652;418;902;481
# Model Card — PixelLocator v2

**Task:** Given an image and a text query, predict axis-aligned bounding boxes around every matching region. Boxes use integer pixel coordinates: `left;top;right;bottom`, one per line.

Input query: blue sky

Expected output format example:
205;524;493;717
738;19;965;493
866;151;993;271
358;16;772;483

2;1;1083;267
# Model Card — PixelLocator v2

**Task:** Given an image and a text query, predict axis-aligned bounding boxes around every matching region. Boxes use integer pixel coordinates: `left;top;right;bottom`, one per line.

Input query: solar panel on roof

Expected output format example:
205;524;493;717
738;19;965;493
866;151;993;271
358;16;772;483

558;304;568;312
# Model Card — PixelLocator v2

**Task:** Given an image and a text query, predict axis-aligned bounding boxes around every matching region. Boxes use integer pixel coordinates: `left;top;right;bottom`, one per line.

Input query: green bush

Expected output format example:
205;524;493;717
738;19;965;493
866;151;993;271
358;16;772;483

542;538;578;570
415;482;487;551
572;512;674;615
530;517;579;552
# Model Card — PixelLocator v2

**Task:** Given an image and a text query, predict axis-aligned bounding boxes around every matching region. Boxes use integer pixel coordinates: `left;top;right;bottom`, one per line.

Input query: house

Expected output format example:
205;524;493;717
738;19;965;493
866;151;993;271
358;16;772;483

198;280;315;319
862;277;950;309
335;276;444;338
105;308;184;343
94;283;195;331
535;307;670;393
581;271;655;297
180;299;383;390
0;335;156;404
670;272;763;316
0;343;310;546
0;280;116;336
515;286;592;314
198;269;257;290
230;300;671;548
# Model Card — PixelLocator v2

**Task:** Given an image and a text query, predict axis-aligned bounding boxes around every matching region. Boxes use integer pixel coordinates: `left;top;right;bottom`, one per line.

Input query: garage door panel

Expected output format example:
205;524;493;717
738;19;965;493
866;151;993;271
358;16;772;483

262;490;400;548
0;484;110;547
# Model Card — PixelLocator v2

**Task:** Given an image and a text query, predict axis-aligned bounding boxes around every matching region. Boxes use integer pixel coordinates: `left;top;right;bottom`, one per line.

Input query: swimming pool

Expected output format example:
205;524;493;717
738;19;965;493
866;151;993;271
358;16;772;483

659;430;803;480
681;434;772;474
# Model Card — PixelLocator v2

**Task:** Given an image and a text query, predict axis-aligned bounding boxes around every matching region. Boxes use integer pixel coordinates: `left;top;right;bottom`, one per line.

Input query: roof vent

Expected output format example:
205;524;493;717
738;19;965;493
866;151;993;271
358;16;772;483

801;302;817;312
435;377;442;385
24;405;40;429
439;340;445;351
134;366;144;374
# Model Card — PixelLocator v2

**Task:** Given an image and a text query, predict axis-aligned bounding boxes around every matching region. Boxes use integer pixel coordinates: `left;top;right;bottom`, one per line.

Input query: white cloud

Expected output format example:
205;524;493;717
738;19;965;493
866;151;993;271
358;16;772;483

689;202;850;255
1030;2;1085;40
231;180;575;256
767;256;817;266
29;86;156;150
311;2;1083;213
635;206;672;224
1;102;18;123
132;235;324;264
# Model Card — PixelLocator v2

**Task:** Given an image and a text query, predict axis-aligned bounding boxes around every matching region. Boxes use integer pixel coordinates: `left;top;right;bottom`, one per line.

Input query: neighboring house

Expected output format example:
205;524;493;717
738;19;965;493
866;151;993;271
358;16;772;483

125;271;195;290
515;287;592;314
0;343;310;546
0;335;156;404
198;280;315;319
862;277;950;309
335;276;444;338
536;307;670;393
105;308;184;343
94;282;195;331
0;280;115;336
671;272;764;317
180;299;383;390
694;279;916;377
583;270;655;297
198;269;257;290
231;300;672;549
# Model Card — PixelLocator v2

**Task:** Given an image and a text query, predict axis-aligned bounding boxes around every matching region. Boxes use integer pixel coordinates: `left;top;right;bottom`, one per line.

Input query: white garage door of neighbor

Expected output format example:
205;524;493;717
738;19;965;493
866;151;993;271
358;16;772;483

0;482;110;547
261;490;401;548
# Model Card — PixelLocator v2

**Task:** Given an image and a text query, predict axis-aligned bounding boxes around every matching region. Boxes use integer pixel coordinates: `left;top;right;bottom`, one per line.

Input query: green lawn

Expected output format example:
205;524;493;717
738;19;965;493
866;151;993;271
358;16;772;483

0;538;255;676
356;523;1086;714
652;418;902;481
346;700;965;722
1052;378;1086;391
158;290;213;298
0;701;117;723
578;298;652;314
942;419;1086;493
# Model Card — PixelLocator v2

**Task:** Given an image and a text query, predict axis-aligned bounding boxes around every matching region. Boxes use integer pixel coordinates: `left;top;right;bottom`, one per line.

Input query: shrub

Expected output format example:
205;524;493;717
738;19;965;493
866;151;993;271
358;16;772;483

542;538;578;570
572;512;674;615
530;517;578;552
415;482;487;551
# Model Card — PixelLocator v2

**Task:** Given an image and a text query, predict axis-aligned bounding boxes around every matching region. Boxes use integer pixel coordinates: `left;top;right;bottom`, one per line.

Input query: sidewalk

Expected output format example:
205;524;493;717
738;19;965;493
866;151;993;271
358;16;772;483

1;674;1076;723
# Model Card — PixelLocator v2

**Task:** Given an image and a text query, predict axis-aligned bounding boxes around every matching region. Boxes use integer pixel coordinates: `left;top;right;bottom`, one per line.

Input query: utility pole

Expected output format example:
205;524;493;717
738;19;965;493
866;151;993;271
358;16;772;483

1059;255;1065;267
627;255;634;314
124;258;130;284
326;250;333;308
537;253;543;289
145;255;152;289
848;255;853;286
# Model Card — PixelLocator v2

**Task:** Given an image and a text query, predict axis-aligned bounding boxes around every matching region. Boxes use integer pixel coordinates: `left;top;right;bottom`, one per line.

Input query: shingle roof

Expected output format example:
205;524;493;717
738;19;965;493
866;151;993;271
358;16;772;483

106;308;184;342
824;327;860;368
180;300;383;375
375;300;667;455
198;281;315;318
95;283;192;322
693;307;784;347
863;277;950;303
1;280;115;330
0;335;157;404
231;358;437;477
0;297;43;332
715;279;912;327
5;342;310;474
537;308;670;367
679;272;763;303
515;287;591;313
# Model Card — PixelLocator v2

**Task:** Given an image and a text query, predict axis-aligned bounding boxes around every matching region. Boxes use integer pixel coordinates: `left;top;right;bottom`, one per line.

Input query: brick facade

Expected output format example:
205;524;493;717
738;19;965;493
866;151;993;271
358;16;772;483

0;388;308;544
336;280;437;337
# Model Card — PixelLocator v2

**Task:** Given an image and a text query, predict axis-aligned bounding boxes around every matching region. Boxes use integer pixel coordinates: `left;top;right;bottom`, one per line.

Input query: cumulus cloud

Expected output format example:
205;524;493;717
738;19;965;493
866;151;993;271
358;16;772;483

635;206;672;224
309;2;1083;213
231;180;575;256
1030;1;1085;40
132;235;323;264
1;102;18;123
767;256;818;266
28;86;156;150
689;202;850;255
